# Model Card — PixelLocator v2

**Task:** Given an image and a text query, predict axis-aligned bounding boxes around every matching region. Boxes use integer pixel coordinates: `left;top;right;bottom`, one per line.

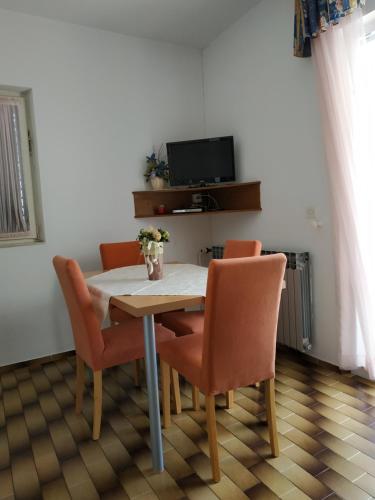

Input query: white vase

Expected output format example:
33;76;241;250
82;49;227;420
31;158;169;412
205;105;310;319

150;176;165;190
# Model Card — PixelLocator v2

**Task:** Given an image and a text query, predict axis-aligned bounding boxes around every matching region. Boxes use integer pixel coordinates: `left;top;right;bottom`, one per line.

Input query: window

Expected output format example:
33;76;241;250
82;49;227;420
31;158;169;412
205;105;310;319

365;7;375;46
0;89;43;246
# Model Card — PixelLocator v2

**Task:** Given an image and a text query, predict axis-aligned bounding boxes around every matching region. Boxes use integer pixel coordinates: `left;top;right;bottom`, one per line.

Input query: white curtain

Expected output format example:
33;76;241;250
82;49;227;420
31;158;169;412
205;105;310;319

313;10;375;378
0;98;29;234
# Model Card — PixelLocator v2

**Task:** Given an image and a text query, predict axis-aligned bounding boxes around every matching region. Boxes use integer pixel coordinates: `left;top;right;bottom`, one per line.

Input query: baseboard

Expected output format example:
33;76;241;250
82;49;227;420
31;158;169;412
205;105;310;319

0;350;75;374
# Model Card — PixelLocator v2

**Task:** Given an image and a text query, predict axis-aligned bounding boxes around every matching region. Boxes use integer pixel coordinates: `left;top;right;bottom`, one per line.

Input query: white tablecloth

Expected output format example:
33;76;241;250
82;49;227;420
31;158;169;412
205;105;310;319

86;264;208;322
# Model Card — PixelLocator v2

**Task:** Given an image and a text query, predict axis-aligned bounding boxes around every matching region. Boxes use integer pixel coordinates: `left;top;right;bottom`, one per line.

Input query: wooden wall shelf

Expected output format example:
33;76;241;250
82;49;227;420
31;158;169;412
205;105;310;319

132;181;261;218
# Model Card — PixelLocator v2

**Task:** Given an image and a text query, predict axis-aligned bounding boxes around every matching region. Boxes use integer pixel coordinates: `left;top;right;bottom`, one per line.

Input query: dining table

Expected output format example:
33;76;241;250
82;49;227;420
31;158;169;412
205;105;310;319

85;263;207;473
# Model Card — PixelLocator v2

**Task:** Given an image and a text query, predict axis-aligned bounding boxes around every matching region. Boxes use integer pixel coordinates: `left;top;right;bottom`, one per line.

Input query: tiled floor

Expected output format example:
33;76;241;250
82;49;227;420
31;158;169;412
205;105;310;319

1;350;375;499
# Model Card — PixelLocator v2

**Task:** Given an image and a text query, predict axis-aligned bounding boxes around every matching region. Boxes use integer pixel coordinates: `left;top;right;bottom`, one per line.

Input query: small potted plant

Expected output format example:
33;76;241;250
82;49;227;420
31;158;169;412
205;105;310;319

144;145;169;190
137;226;170;280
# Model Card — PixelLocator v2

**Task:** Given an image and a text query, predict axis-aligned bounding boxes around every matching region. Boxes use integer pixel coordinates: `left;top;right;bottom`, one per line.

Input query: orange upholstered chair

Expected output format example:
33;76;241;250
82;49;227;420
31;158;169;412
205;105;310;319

160;240;262;337
53;255;176;440
223;239;262;259
100;241;147;383
158;254;286;481
99;241;144;322
160;239;262;407
100;240;144;271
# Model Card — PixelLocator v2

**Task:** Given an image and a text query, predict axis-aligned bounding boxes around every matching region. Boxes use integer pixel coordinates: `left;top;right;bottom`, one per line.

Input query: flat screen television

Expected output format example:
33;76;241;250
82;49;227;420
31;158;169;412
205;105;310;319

166;136;235;187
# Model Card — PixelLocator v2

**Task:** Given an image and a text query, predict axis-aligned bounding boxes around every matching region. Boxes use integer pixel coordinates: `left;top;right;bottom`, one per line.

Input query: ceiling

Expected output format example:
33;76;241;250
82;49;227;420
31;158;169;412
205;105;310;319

0;0;260;48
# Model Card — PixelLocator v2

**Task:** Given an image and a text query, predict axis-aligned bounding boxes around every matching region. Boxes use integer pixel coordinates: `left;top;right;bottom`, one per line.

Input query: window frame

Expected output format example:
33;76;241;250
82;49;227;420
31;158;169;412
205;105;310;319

0;87;44;248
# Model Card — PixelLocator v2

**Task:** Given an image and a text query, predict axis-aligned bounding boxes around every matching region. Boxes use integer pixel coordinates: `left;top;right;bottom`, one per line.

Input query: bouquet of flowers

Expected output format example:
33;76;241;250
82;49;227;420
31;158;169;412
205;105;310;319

137;226;169;246
144;149;169;182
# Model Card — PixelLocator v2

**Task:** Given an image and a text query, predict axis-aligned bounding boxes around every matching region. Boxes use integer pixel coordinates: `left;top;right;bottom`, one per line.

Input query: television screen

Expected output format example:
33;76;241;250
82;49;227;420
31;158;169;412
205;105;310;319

166;136;235;186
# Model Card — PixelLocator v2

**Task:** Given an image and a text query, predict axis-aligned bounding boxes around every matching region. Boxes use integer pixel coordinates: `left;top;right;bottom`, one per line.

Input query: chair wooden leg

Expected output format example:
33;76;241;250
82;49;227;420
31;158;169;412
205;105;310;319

160;360;171;428
225;390;234;409
92;370;102;440
192;386;200;410
205;395;220;482
265;378;279;457
133;359;142;387
75;355;85;414
171;368;181;414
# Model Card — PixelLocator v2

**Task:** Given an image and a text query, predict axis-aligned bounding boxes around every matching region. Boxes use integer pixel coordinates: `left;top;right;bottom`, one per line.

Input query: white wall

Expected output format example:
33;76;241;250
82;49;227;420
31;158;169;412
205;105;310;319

203;0;338;364
0;2;342;367
0;9;210;365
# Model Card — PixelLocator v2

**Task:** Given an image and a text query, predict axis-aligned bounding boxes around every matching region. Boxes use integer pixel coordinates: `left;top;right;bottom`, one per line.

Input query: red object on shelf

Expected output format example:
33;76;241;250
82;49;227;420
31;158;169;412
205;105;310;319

156;204;167;215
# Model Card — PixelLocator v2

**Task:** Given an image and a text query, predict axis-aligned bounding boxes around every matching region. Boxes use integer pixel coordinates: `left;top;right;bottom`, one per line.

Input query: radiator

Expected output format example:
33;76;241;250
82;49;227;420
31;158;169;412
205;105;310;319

211;246;312;352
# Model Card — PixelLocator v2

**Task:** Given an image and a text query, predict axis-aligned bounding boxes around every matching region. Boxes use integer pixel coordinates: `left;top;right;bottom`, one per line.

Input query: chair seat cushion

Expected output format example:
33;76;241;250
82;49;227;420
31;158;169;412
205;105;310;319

160;311;204;336
158;334;204;388
101;318;175;369
109;305;133;323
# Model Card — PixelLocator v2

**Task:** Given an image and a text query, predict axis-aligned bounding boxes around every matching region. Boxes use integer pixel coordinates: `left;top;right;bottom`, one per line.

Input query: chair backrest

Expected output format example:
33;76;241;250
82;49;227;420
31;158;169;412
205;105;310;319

99;241;144;271
53;256;104;369
200;254;286;395
223;239;262;259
